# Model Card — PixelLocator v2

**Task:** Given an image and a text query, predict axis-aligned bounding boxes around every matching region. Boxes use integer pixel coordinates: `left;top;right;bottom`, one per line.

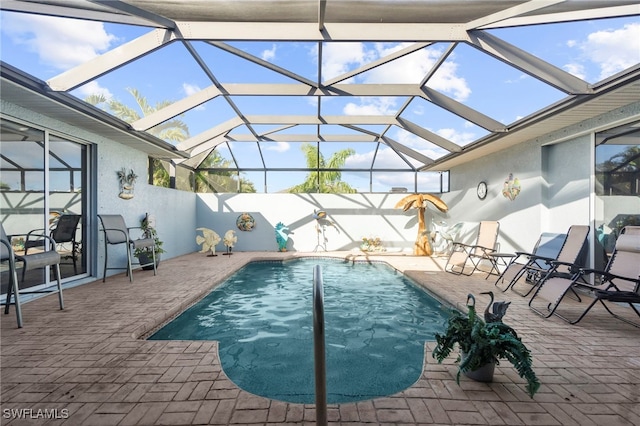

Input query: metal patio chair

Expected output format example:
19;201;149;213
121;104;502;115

493;232;566;291
98;214;156;283
25;213;81;275
507;225;589;297
529;226;640;327
445;221;500;275
1;222;64;328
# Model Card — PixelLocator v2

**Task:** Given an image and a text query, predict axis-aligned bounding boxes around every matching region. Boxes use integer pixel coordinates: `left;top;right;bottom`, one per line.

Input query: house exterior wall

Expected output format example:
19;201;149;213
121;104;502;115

1;100;197;282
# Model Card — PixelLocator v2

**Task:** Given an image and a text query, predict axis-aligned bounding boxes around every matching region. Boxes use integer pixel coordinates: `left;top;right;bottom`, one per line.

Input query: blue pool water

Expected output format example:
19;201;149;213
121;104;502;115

149;258;450;403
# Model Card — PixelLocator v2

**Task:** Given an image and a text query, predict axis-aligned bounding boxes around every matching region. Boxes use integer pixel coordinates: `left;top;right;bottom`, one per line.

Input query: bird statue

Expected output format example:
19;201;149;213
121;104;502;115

395;193;449;256
223;230;237;255
313;210;327;220
480;291;511;323
196;228;220;257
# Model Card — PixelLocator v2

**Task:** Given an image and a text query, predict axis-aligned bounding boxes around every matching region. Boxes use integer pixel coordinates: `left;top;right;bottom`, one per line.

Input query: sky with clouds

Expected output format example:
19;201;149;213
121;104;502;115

1;10;638;192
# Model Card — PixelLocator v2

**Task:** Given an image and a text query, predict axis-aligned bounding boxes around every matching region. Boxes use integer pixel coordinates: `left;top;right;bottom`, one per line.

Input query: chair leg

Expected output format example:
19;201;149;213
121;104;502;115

152;245;157;276
102;238;108;283
10;264;23;328
4;272;14;315
595;299;640;328
72;242;78;275
528;284;568;320
54;264;64;310
126;244;134;282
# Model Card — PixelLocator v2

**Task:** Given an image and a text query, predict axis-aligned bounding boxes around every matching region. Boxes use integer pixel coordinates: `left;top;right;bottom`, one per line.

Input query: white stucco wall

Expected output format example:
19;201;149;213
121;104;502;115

195;193;443;253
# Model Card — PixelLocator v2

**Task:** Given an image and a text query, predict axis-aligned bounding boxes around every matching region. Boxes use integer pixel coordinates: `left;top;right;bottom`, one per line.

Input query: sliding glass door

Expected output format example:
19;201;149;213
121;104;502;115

1;118;89;296
594;120;640;269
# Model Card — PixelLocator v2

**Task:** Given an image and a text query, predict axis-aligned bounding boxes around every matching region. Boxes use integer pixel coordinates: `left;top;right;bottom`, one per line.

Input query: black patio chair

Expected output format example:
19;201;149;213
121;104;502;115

25;214;81;275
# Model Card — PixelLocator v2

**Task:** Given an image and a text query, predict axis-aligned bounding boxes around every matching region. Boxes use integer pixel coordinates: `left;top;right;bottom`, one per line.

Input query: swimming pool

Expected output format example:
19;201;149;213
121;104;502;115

149;258;450;403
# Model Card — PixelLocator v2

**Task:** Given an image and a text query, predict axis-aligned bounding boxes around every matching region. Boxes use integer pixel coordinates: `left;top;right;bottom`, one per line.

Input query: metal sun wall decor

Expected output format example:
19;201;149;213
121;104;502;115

117;168;137;200
502;173;522;201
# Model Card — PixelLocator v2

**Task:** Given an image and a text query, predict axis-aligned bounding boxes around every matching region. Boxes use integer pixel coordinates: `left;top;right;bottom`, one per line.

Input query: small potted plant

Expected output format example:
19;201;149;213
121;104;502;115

134;214;165;269
432;293;540;398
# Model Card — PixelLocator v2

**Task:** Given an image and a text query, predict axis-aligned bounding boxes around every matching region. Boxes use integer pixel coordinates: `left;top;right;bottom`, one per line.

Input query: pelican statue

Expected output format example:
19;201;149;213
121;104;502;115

480;291;511;323
395;193;448;256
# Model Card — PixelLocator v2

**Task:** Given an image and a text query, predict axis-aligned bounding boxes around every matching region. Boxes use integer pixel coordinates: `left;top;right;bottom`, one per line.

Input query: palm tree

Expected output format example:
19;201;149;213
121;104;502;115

86;89;189;143
596;146;640;195
192;150;255;193
86;89;188;187
289;143;357;193
86;89;255;192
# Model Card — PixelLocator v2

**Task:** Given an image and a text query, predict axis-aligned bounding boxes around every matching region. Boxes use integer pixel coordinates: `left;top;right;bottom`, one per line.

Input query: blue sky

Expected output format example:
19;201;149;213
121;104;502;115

1;10;639;192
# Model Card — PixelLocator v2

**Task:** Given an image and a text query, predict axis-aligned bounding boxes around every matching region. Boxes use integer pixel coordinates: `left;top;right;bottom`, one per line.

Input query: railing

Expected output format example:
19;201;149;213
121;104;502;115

313;265;327;426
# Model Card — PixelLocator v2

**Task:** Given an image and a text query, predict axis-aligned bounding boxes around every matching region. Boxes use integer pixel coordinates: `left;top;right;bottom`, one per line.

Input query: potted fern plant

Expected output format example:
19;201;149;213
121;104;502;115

134;214;165;269
432;293;540;398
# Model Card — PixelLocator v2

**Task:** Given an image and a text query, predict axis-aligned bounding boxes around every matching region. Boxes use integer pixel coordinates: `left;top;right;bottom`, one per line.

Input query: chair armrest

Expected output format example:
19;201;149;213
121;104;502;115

578;268;640;286
26;228;47;236
101;227;130;242
464;244;496;254
526;253;556;263
17;233;58;252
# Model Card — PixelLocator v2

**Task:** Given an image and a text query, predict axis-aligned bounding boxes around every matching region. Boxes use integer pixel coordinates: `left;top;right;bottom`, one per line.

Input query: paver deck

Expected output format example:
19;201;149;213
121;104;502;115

2;251;639;425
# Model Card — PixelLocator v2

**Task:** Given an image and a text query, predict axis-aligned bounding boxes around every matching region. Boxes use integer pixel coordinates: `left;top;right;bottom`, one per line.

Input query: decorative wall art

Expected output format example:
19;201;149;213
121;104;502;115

236;213;256;231
395;193;449;256
196;228;221;257
117;168;137;200
275;222;291;252
502;173;521;201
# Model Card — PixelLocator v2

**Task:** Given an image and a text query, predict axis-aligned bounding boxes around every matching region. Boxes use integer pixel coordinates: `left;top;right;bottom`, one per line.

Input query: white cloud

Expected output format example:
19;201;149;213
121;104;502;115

321;42;471;117
182;83;201;96
261;44;277;61
567;23;640;81
429;60;471;101
584;23;640;80
436;128;476;146
321;42;372;81
562;63;586;80
182;83;206;110
360;43;471;102
343;97;397;115
265;141;290;152
505;74;528;84
1;13;117;70
77;80;113;100
411;104;425;116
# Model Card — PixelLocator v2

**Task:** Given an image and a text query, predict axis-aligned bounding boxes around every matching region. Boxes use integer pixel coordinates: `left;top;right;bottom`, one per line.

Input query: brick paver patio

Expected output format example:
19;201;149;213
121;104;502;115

2;251;639;425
